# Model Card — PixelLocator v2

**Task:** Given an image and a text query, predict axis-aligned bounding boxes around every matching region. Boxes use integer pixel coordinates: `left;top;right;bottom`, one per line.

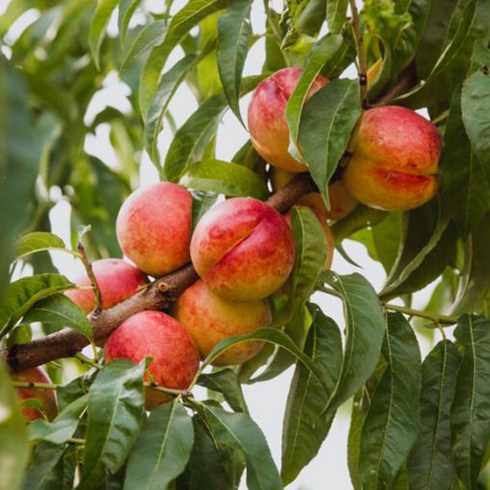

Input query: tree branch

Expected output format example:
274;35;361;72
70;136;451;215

3;173;317;372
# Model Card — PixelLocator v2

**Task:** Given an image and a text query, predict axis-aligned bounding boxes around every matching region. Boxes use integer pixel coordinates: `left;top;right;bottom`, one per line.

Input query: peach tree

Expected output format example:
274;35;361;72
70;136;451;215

1;0;490;489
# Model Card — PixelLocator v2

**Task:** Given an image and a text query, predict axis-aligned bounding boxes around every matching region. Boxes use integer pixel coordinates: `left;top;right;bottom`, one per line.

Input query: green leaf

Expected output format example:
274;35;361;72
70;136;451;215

462;71;490;186
197;369;248;413
124;403;194;490
191;192;218;232
286;33;343;157
88;0;119;69
299;79;362;207
118;0;142;43
179;159;268;199
281;310;342;485
202;405;282;490
29;395;88;445
15;232;68;261
451;315;490;489
326;0;348;33
348;389;365;490
163;93;228;182
321;29;356;79
23;294;93;339
217;0;253;123
322;272;385;411
0;57;40;300
0;360;29;490
407;340;461;490
79;359;145;489
120;20;166;76
441;91;490;238
139;0;230;116
359;313;422;489
0;274;74;338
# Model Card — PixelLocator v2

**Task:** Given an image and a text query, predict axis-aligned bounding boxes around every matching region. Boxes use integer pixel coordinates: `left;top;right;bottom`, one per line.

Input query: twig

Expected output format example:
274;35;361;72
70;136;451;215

349;0;368;109
77;241;103;317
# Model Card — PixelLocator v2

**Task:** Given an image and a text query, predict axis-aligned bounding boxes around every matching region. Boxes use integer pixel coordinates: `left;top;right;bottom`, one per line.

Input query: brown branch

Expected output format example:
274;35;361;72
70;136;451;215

375;62;418;105
3;173;317;372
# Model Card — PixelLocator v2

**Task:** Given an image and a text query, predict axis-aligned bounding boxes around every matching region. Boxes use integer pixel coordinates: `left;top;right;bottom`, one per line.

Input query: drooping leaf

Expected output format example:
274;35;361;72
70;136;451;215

0;274;74;338
124;403;194;490
299;79;362;207
451;315;490;489
0;360;29;490
15;232;68;261
23;294;93;339
322;272;385;411
281;310;342;485
326;0;349;34
79;359;145;490
179;159;268;199
88;0;119;69
407;340;461;490
202;405;282;490
321;29;356;79
118;0;143;43
197;369;248;413
359;313;422;488
217;0;253;123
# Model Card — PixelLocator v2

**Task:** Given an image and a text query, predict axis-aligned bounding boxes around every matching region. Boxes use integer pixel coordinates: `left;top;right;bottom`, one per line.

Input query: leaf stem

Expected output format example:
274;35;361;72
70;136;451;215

348;0;368;109
145;383;192;398
76;241;103;317
12;380;58;390
75;352;101;370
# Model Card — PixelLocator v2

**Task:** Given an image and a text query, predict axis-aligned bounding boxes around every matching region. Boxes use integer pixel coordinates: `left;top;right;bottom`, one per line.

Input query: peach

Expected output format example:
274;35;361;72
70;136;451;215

342;106;442;211
116;182;192;277
190;197;295;301
12;367;57;421
174;280;272;366
66;258;148;314
248;67;328;172
271;168;358;221
105;311;200;407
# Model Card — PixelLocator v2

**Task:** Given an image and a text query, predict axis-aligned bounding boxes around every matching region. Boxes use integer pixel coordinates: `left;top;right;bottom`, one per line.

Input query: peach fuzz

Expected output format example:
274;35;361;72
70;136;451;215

174;280;272;366
271;167;358;221
116;182;192;277
105;311;200;408
12;367;57;421
190;197;295;302
342;106;442;211
248;67;328;173
66;258;147;314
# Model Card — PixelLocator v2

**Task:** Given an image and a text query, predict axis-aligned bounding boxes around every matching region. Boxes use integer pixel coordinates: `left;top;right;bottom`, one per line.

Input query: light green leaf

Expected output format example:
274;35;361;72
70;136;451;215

124;403;194;490
359;313;422;488
88;0;119;69
299;79;362;207
281;310;342;485
217;0;253;123
451;315;490;489
326;0;349;34
118;0;143;43
23;294;93;339
15;232;68;261
79;359;145;490
179;159;267;199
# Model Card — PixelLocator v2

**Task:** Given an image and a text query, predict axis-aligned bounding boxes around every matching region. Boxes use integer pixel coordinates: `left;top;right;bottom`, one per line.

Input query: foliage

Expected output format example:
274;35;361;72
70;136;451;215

1;0;490;489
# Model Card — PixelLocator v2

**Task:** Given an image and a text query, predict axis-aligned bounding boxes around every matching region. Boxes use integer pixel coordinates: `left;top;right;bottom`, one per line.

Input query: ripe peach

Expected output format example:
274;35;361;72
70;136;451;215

105;311;200;407
116;182;192;277
174;280;271;366
66;258;148;314
190;197;295;301
271;168;358;221
342;106;442;211
12;367;57;421
248;67;328;172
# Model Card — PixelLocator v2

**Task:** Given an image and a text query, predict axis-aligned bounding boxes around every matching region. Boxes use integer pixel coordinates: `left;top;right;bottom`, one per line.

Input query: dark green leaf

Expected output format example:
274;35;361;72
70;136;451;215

15;232;67;261
197;369;248;413
0;360;29;490
322;272;385;411
23;294;93;339
202;405;282;490
321;29;356;79
124;403;194;490
191;192;218;232
286;33;343;156
359;313;422;488
88;0;119;69
0;274;74;338
326;0;348;33
281;310;342;485
348;389;364;490
299;79;362;207
179;159;268;199
217;0;253;123
451;315;490;488
79;359;145;489
407;340;461;490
